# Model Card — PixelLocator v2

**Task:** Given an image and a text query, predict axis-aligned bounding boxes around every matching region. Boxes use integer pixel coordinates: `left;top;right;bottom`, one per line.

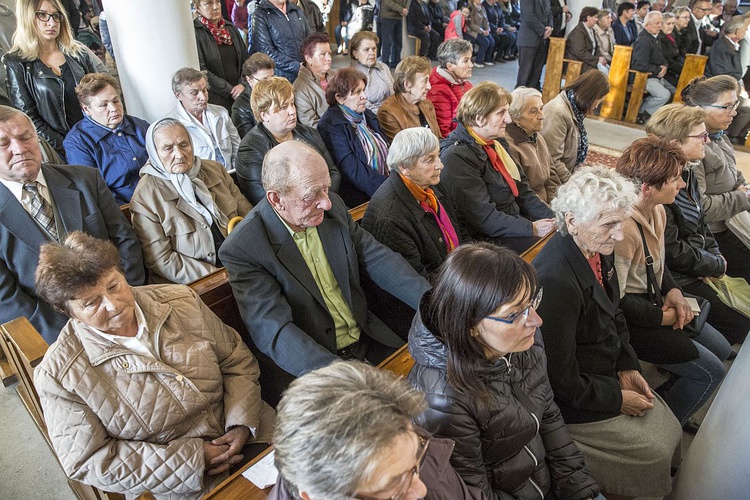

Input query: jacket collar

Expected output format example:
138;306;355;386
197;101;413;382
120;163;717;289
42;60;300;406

74;287;172;366
505;121;535;144
554;232;617;318
79;114;139;144
258;0;303;15
387;172;436;219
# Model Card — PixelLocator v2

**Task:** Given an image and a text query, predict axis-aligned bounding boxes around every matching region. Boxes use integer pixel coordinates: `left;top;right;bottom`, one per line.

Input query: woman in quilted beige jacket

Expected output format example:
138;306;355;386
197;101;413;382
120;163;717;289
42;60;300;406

33;232;275;500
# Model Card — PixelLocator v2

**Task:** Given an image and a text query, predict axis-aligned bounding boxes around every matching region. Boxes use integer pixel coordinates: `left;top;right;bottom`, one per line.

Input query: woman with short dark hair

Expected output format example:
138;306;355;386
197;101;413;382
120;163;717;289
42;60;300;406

317;67;390;207
294;32;333;127
349;31;394;113
540;70;610;184
33;231;274;500
409;242;602;500
231;52;275;137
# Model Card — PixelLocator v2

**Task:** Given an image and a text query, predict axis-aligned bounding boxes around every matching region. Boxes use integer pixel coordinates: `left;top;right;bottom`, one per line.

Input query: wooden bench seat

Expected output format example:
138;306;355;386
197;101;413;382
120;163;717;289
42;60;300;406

542;37;583;104
672;53;708;104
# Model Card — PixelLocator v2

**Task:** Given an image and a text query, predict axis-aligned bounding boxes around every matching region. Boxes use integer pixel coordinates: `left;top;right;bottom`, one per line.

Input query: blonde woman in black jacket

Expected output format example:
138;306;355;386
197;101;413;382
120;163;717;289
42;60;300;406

3;0;106;156
409;243;601;500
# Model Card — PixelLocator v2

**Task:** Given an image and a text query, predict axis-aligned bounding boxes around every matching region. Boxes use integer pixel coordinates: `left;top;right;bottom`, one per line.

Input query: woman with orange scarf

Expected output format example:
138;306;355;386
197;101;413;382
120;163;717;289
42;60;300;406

438;82;556;253
363;127;467;277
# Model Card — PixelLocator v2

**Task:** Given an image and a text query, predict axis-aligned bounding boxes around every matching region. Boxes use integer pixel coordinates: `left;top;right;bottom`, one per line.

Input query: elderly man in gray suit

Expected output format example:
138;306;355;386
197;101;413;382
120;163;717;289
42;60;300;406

220;141;431;377
0;106;145;343
516;0;553;89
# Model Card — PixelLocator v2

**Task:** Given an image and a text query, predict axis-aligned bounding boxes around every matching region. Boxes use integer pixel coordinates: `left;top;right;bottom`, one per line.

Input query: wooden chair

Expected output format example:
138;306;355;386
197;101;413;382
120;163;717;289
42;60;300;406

672;54;708;104
623;69;650;124
408;34;421;57
542;37;583;103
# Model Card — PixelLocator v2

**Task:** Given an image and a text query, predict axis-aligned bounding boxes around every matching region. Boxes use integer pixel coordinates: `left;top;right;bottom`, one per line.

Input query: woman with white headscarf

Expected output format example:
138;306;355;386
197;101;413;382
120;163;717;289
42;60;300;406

130;118;253;284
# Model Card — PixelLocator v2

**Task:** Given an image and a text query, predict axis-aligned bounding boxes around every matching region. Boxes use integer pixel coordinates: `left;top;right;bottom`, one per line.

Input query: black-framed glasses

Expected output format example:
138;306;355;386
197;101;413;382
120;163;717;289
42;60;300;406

686;131;710;142
704;101;740;112
35;11;63;23
351;436;430;500
484;287;544;325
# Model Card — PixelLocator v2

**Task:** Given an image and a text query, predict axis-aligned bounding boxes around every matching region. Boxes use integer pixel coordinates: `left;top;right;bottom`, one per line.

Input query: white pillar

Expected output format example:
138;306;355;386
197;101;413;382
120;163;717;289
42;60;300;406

101;0;200;122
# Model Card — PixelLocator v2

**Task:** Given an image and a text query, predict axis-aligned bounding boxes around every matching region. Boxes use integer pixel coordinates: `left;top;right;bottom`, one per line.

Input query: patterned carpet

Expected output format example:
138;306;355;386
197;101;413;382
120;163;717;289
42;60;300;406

587;144;622;169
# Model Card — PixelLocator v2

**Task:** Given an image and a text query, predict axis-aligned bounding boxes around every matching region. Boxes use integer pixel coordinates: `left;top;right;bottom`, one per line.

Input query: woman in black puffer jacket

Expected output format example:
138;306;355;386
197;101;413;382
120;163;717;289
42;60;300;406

408;242;601;500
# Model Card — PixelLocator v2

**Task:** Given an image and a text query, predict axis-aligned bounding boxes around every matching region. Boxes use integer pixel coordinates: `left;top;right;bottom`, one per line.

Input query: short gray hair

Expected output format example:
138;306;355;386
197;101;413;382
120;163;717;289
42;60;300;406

509;87;542;121
171;67;208;94
387;127;440;173
437;39;473;68
551;166;639;235
673;5;691;17
0;105;33;128
662;11;675;21
724;17;746;35
261;141;319;195
274;361;427;500
644;10;663;24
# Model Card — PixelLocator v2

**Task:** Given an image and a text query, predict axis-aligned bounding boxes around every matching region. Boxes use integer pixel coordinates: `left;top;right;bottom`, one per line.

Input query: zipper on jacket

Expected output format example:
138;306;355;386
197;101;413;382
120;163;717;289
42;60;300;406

528;476;545;499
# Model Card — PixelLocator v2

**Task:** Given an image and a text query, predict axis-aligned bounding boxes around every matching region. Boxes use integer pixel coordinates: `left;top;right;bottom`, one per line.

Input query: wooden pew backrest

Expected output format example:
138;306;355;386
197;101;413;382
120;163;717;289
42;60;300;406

600;45;633;121
673;54;708;104
542;38;583;104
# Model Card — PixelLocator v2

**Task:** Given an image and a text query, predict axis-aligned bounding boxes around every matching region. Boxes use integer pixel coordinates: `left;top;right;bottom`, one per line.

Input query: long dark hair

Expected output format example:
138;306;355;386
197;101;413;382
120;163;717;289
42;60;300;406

424;242;537;408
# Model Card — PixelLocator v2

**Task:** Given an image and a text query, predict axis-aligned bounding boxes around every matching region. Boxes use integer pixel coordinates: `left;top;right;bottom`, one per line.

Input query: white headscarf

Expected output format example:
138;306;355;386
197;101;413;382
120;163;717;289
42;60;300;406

141;119;228;228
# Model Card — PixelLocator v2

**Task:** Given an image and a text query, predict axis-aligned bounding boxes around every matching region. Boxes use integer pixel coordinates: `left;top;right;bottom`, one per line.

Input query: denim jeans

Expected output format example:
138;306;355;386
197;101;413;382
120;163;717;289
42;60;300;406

658;322;730;425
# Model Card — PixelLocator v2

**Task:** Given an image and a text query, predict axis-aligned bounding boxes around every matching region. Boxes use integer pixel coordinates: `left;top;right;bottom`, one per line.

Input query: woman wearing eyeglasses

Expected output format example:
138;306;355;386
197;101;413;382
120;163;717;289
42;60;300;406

682;76;750;279
409;242;602;500
646;103;750;347
2;0;106;157
270;361;484;500
533;166;683;499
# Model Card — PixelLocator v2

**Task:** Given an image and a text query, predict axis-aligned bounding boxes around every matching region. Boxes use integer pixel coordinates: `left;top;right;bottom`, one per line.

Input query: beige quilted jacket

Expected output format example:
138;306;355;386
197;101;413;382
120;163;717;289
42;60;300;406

34;285;275;500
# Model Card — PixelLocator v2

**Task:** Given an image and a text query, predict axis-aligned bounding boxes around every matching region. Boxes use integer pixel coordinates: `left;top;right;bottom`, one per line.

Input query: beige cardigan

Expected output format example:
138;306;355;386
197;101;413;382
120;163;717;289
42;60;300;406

130;159;253;284
540;91;580;185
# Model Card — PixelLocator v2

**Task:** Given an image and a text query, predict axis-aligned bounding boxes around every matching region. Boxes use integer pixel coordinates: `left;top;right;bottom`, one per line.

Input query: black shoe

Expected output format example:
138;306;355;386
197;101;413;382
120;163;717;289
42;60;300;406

682;419;701;434
636;111;651;125
727;347;739;360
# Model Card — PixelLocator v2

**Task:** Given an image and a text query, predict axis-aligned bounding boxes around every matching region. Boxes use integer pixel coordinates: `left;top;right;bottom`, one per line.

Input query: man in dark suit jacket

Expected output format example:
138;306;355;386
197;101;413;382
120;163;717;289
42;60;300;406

612;2;638;46
516;0;553;89
632;12;675;118
407;0;441;59
566;6;607;73
684;0;717;54
220;141;430;377
0;106;145;344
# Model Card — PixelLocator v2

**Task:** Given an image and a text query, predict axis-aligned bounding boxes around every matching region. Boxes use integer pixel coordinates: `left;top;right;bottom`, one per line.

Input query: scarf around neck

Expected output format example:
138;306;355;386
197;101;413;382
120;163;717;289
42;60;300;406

466;126;521;196
142;119;228;228
339;104;389;176
198;14;233;46
566;89;589;166
399;173;459;253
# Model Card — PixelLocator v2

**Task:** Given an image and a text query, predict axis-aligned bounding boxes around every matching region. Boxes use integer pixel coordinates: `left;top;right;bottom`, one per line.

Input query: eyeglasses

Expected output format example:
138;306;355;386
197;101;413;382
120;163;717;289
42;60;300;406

703;101;740;112
686;131;710;142
351;436;430;500
35;11;63;23
484;287;543;325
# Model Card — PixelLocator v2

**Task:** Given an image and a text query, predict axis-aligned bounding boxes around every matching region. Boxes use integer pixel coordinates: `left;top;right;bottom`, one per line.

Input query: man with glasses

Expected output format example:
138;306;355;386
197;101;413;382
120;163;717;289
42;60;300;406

685;0;717;54
269;361;483;500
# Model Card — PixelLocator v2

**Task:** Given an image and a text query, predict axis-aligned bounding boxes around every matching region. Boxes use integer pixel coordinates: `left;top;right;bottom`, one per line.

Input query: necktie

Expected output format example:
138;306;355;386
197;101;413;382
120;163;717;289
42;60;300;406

22;182;58;241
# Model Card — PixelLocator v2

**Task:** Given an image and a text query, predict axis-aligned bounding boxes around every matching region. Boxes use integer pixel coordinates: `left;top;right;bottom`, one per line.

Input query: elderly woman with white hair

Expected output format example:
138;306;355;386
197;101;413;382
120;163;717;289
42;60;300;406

129;118;252;285
505;87;561;204
532;166;683;499
362;127;466;277
269;360;484;500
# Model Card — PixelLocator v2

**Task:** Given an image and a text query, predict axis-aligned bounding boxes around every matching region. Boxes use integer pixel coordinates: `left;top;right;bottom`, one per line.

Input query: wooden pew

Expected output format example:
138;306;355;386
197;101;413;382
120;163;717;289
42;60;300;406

0;334;16;386
542;37;583;104
672;54;708;104
599;45;650;123
0;317;128;500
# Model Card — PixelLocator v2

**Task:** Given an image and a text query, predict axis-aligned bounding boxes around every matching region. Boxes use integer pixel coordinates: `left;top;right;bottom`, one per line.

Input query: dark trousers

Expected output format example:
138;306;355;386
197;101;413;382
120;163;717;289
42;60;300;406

714;229;750;281
490;32;510;60
381;17;403;67
682;278;750;345
517;41;548;89
476;33;496;63
408;25;441;59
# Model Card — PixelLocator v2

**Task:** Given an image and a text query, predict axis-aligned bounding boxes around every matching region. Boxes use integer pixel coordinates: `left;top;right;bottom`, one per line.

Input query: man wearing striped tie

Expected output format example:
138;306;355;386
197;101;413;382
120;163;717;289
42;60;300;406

0;106;145;344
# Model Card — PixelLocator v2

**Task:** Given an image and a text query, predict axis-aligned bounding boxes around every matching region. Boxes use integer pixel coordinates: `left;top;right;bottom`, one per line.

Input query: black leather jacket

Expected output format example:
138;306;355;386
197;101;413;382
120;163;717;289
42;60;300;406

3;47;105;154
194;18;247;111
236;121;341;204
231;87;256;138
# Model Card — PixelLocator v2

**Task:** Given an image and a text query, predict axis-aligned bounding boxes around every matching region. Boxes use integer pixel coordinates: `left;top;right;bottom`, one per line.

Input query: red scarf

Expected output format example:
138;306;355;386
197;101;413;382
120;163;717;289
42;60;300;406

467;127;519;196
198;14;233;46
400;174;459;253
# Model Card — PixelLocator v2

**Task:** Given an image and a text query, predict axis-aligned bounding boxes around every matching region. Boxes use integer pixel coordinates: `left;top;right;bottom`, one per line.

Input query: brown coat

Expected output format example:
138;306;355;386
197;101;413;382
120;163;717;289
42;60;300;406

130;159;253;284
34;285;275;500
376;92;443;141
505;121;561;203
539;91;580;184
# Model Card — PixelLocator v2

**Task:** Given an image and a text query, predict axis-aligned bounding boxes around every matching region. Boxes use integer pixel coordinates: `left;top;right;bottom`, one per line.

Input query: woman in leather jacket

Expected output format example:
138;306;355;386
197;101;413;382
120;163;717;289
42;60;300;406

3;0;106;157
408;242;601;500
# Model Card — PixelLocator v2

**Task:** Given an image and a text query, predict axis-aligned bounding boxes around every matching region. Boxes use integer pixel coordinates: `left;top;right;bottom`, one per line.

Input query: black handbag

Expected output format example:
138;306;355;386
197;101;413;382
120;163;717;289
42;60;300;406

636;222;710;339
